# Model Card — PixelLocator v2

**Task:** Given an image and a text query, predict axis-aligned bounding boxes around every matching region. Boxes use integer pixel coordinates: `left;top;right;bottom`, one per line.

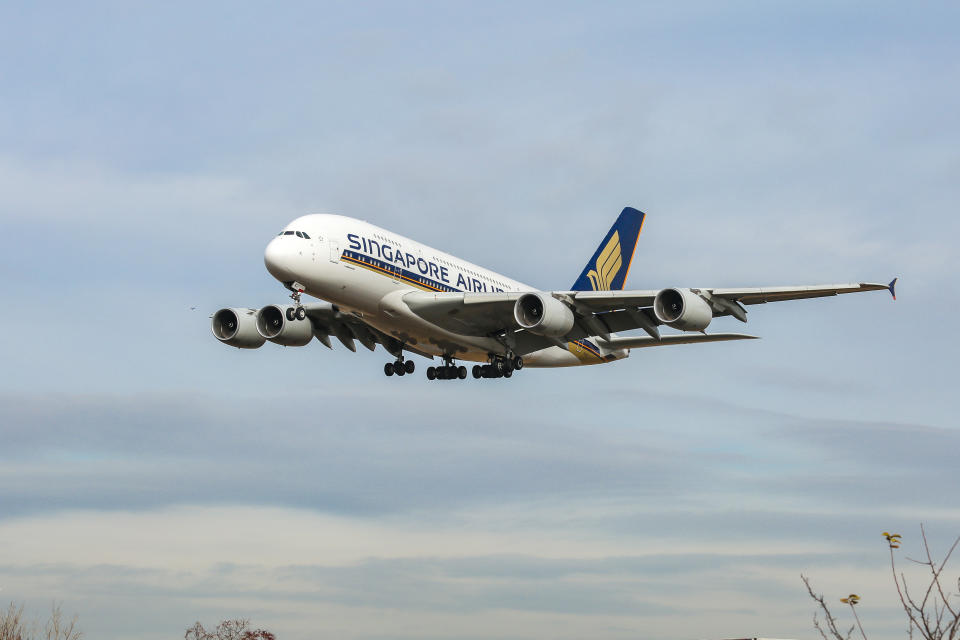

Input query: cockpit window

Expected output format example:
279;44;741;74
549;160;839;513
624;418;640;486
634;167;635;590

283;230;295;235
301;232;310;239
295;231;304;238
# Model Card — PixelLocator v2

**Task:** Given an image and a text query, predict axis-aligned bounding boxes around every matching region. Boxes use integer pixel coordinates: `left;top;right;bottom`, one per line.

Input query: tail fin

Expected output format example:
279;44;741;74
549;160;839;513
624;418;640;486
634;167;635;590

570;207;645;291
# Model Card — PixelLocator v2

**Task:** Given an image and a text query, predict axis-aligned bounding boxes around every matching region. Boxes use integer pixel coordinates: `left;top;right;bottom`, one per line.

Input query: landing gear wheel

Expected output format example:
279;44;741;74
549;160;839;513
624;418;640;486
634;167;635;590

295;307;306;321
472;365;482;379
503;359;515;373
504;369;513;378
405;360;415;374
286;307;296;321
458;366;467;379
513;356;524;370
427;366;436;380
384;363;394;376
393;361;405;376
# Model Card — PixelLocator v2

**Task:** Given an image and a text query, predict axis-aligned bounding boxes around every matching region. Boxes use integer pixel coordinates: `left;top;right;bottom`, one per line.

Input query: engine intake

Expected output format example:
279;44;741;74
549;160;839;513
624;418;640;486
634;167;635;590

514;293;575;337
212;308;266;349
653;288;713;331
256;305;314;346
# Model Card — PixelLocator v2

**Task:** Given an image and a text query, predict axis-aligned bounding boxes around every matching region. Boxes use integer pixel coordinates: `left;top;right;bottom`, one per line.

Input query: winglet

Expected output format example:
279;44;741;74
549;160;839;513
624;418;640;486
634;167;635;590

888;277;898;301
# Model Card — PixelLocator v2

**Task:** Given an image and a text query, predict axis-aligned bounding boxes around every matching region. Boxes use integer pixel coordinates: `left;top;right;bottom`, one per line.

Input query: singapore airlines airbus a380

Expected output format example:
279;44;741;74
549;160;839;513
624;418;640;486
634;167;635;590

212;207;896;381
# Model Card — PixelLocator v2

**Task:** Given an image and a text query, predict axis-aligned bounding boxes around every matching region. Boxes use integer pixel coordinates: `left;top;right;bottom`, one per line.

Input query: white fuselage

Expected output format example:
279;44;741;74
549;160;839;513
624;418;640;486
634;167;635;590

262;214;628;367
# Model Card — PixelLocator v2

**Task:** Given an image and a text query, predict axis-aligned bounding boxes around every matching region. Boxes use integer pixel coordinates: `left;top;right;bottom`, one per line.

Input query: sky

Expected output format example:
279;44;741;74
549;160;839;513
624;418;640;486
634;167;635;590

1;1;959;638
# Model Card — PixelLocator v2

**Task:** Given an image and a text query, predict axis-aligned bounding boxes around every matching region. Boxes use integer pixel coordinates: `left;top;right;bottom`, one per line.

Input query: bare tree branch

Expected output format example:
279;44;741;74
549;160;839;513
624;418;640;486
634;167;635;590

804;575;854;640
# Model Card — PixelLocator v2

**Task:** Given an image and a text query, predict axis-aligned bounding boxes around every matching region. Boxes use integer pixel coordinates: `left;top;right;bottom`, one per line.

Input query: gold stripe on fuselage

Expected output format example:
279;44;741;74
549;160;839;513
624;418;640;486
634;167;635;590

341;253;444;293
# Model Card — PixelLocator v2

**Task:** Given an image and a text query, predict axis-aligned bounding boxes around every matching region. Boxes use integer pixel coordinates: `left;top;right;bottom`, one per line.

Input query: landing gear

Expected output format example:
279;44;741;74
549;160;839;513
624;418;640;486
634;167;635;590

391;352;522;381
384;354;415;378
288;286;306;321
472;354;523;380
426;356;467;381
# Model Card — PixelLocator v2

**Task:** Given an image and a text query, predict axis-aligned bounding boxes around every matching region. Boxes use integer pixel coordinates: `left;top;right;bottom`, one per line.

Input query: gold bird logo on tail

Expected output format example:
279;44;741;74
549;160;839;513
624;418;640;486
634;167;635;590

586;231;622;290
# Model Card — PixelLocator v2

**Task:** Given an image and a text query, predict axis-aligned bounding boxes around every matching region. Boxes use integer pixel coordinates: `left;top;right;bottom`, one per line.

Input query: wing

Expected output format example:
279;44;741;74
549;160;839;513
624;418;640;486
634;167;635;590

401;279;894;354
708;281;896;305
564;281;896;328
303;303;434;359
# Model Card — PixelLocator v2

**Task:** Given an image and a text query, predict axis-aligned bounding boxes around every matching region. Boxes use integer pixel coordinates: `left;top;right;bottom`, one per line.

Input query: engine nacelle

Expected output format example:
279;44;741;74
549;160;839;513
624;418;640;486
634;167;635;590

514;292;575;337
653;288;713;331
256;305;314;346
212;308;266;349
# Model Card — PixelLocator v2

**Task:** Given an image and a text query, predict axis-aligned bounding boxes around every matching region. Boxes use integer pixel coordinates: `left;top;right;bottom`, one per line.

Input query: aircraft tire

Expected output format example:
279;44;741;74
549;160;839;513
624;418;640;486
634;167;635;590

504;369;512;378
393;362;405;376
458;366;467;379
503;359;514;373
513;356;523;370
426;366;436;380
472;365;482;379
404;360;415;374
384;363;394;376
286;307;296;321
296;307;306;321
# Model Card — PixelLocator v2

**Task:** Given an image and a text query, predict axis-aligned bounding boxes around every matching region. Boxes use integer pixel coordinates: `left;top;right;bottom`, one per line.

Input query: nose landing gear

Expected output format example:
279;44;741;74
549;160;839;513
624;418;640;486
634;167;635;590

287;284;307;320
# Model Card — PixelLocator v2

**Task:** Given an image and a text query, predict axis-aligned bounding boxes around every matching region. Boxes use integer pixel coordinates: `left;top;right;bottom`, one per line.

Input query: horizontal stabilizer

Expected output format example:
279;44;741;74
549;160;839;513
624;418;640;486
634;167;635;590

598;333;758;350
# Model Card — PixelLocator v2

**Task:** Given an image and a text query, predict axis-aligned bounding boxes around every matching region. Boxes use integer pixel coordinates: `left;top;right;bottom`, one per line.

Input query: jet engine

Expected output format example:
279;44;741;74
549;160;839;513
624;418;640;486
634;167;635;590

211;308;266;349
653;288;713;331
256;305;314;346
514;292;575;337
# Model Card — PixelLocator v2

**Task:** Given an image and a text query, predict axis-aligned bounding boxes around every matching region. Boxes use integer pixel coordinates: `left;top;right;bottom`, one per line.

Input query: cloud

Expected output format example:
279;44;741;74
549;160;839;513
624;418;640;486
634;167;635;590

0;2;958;639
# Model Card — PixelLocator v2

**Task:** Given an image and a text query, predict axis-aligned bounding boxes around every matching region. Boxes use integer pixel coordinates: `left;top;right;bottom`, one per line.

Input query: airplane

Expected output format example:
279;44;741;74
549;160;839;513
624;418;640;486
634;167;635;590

212;207;896;381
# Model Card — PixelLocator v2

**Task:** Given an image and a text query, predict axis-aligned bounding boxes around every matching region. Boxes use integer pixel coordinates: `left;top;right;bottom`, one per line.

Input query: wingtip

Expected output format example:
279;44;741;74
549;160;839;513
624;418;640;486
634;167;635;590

888;277;898;301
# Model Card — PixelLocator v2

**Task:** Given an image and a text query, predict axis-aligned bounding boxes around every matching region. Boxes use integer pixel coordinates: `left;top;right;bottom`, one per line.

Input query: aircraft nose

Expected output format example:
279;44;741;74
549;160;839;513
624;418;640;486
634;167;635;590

264;237;292;281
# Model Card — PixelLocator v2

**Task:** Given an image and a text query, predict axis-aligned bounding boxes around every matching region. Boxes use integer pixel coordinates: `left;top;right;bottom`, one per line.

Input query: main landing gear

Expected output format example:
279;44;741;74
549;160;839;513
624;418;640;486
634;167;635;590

426;355;467;381
384;353;524;381
384;355;415;377
472;355;523;379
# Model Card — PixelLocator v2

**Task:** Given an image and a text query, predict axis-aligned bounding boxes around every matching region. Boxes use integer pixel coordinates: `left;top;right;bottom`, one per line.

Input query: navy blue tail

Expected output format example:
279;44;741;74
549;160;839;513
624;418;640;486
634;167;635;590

570;207;645;291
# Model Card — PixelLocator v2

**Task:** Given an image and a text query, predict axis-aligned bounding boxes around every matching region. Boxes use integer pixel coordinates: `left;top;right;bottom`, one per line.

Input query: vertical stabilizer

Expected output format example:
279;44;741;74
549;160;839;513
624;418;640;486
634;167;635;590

570;207;645;291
